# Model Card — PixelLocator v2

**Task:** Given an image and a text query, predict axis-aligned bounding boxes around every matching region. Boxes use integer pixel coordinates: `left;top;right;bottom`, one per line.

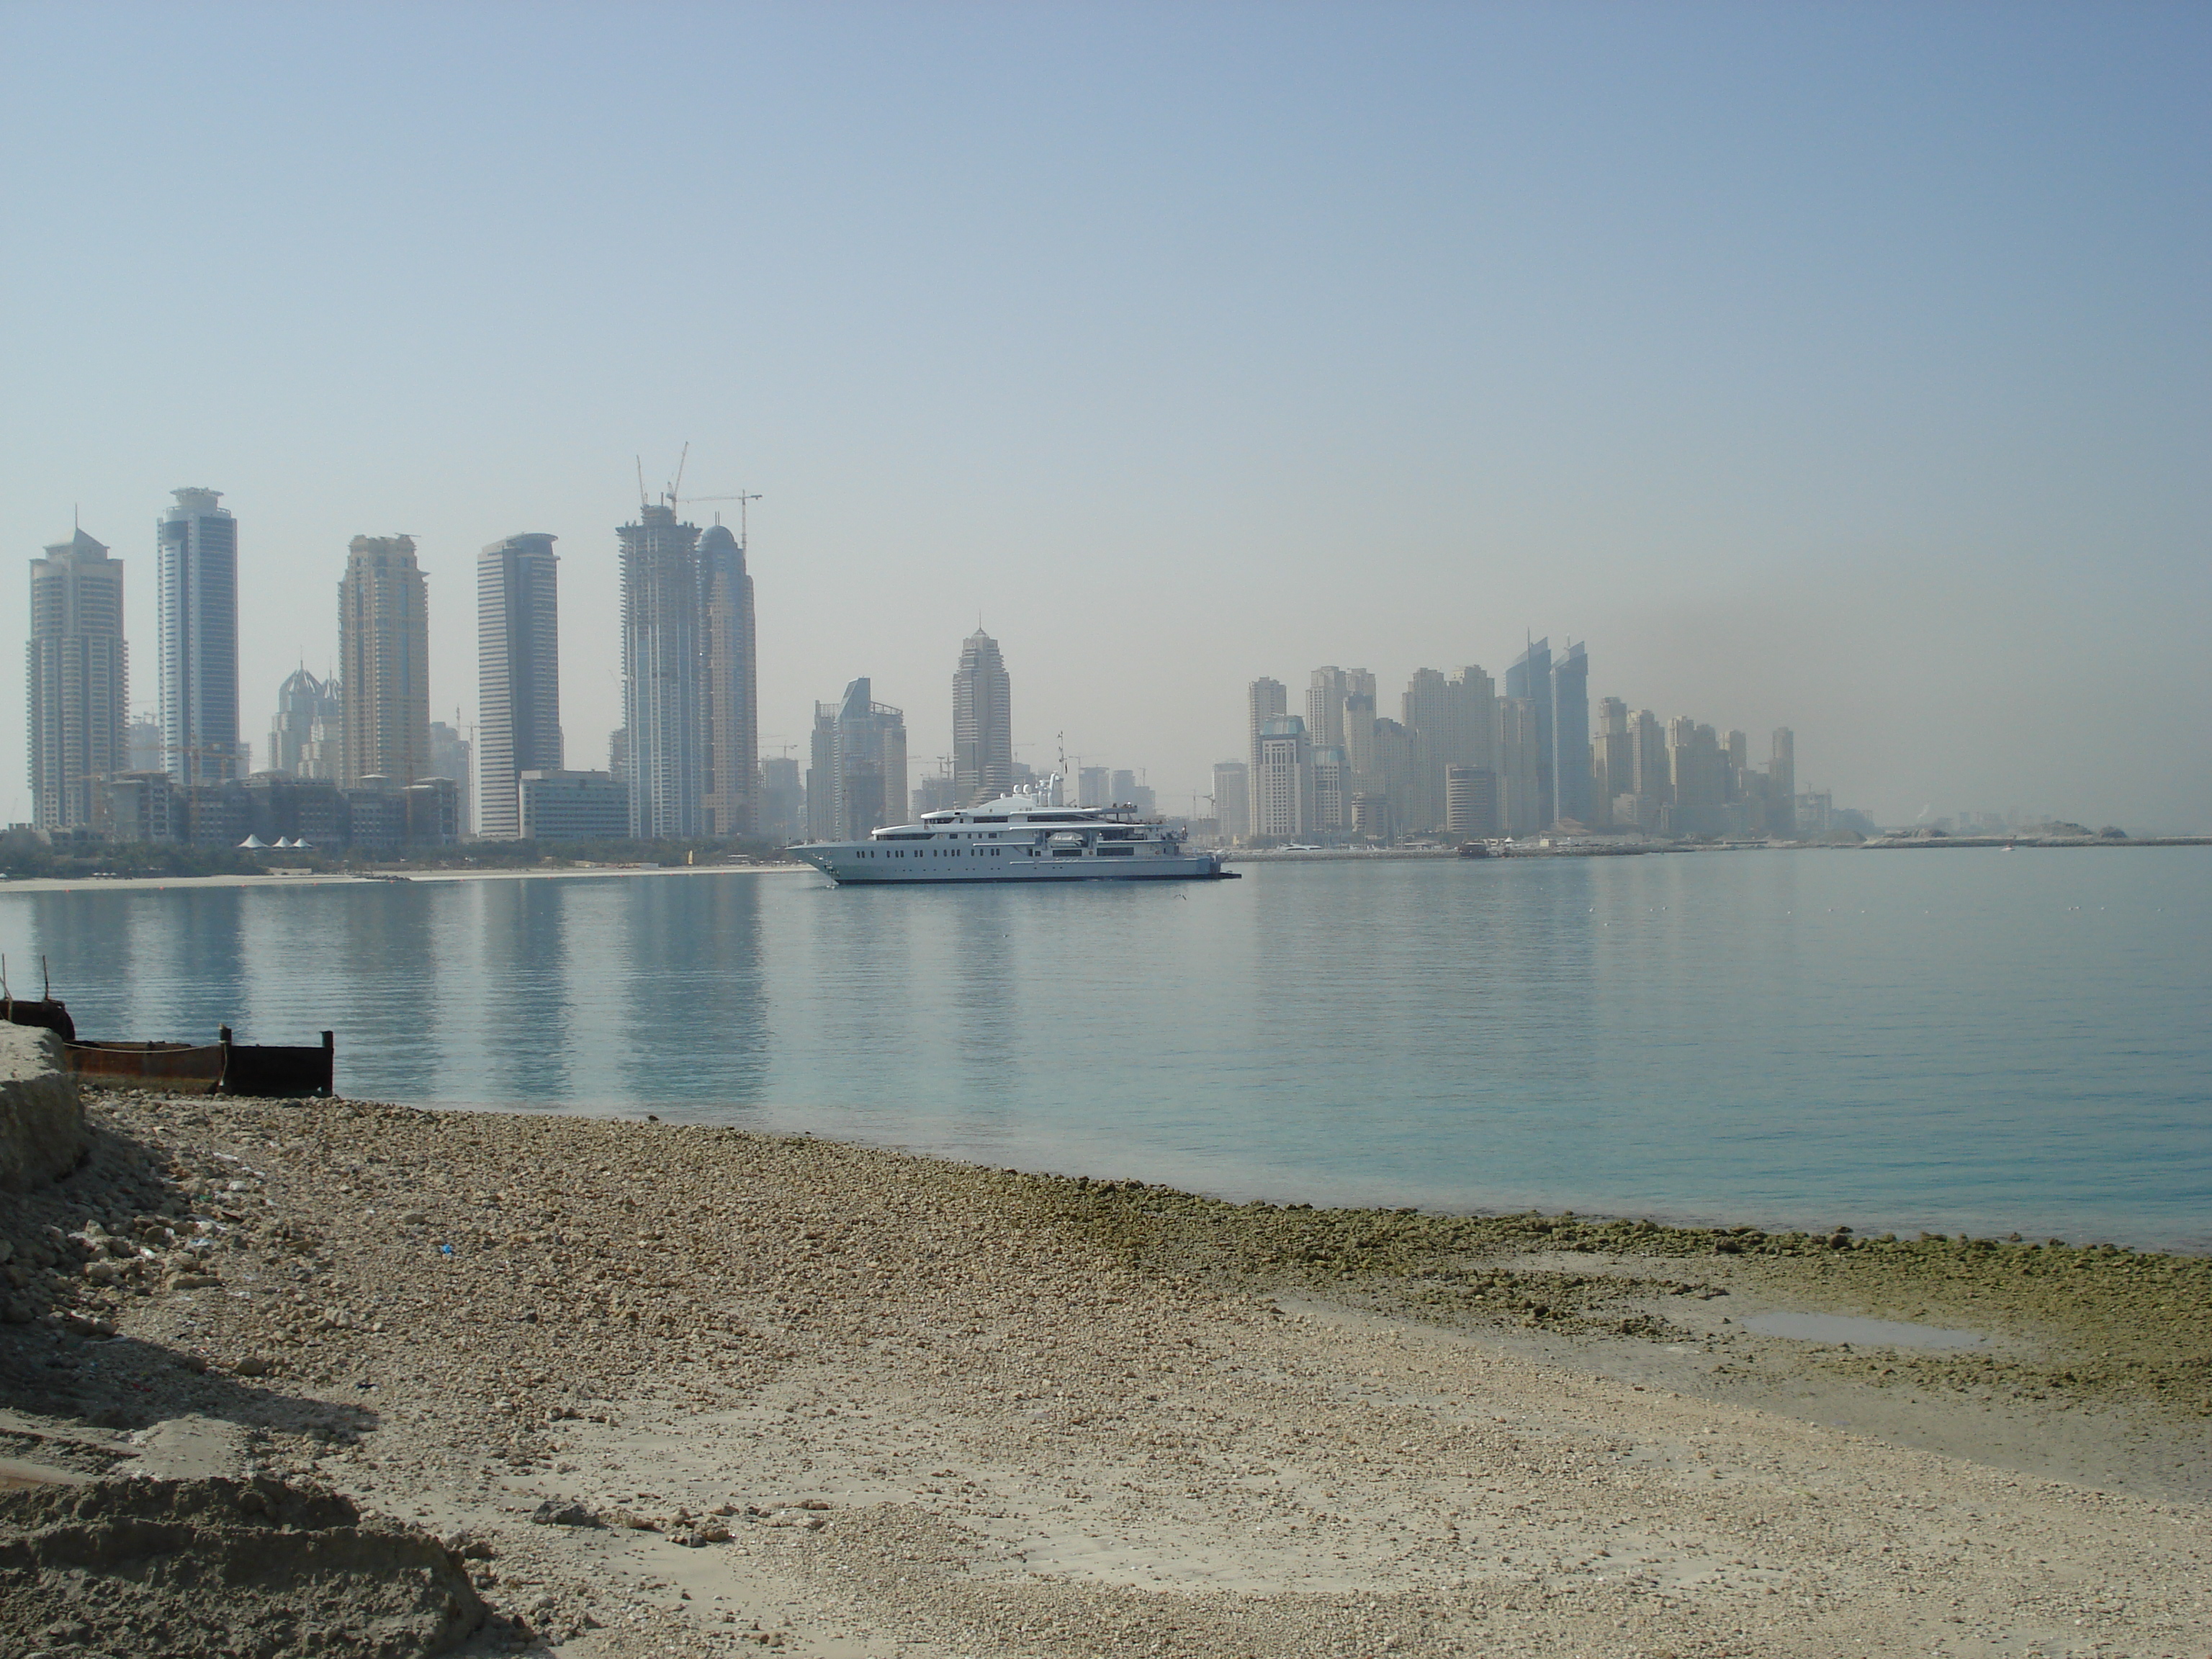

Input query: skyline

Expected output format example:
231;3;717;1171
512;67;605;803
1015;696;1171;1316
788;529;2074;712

4;4;2206;829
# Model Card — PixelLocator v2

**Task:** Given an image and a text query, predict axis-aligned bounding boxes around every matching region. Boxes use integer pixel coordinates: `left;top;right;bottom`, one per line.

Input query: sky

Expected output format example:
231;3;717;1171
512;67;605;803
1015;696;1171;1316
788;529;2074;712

3;1;2206;829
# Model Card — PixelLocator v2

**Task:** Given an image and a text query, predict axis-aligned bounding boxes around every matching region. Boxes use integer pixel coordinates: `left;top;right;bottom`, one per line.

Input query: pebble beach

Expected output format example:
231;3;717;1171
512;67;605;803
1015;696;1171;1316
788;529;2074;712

5;1090;2211;1658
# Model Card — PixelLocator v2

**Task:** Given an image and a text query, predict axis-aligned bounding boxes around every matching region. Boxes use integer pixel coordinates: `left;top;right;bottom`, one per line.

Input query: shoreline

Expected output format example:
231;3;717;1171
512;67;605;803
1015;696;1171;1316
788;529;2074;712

10;835;2208;892
0;862;814;896
374;1095;2212;1259
5;1092;2209;1656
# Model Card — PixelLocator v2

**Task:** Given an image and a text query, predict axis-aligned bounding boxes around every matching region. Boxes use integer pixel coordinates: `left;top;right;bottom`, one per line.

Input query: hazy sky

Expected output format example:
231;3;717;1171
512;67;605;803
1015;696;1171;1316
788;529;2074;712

4;2;2206;828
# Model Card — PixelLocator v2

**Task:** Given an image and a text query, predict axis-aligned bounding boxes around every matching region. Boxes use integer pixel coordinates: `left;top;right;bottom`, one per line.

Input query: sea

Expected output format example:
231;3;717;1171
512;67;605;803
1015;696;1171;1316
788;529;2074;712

6;848;2208;1251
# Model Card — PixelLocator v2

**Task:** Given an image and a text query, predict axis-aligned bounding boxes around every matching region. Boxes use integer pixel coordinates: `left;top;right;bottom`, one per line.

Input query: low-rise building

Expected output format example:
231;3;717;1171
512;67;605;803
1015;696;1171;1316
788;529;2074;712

518;770;628;842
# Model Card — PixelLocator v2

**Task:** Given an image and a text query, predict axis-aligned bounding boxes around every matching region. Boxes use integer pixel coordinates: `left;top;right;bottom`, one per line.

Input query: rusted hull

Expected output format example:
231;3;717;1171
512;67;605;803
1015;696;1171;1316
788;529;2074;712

65;1029;336;1098
3;998;77;1040
66;1042;223;1093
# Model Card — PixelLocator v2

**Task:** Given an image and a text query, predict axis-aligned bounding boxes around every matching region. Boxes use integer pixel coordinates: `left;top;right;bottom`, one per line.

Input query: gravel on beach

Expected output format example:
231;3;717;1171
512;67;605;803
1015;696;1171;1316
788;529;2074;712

4;1092;2209;1658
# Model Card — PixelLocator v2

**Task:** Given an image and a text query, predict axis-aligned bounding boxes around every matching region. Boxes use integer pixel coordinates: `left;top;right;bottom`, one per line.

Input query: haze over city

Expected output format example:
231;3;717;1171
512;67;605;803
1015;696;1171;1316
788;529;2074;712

4;2;2206;830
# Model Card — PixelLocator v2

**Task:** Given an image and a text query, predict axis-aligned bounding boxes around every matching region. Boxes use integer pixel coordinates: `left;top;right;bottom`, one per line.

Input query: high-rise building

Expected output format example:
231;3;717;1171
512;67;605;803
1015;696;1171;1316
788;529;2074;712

1370;718;1417;839
338;535;431;786
1305;667;1349;752
759;755;804;842
428;720;472;834
28;528;127;831
1401;666;1494;832
1111;768;1138;805
912;769;962;818
1254;714;1311;840
158;487;240;787
477;533;563;839
1444;765;1499;837
1078;765;1110;809
127;712;162;775
1551;641;1590;827
951;629;1012;806
620;503;703;839
1341;691;1377;789
1503;638;1554;829
1247;678;1287;781
1769;728;1797;837
1631;709;1669;805
1311;745;1347;835
267;667;342;778
699;521;757;837
1590;697;1631;828
1212;760;1249;840
806;678;907;842
1496;696;1542;834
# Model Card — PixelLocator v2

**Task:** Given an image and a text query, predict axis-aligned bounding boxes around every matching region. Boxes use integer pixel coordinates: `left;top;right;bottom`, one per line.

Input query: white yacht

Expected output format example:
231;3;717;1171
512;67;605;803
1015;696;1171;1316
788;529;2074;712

792;795;1237;885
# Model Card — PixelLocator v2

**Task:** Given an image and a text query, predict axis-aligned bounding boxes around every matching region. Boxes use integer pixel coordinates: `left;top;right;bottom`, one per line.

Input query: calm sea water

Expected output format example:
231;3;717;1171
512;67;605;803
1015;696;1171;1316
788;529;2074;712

6;850;2207;1250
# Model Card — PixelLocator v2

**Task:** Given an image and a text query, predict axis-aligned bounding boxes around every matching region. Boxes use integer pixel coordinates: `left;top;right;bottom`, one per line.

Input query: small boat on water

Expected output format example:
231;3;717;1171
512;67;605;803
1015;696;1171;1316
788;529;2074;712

4;973;335;1097
62;1027;336;1097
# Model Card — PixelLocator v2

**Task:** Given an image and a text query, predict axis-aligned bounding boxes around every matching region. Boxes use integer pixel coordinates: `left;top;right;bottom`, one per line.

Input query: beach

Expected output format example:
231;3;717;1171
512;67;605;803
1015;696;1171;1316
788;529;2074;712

4;1089;2209;1658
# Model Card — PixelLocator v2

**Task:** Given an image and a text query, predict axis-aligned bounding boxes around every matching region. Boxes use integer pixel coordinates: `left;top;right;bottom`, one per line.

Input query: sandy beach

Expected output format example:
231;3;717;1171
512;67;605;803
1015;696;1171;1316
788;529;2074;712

5;1089;2210;1658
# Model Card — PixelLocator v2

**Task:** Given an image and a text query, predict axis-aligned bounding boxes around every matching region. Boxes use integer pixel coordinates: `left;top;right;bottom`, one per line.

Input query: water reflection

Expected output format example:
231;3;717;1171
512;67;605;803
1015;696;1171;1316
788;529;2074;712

0;855;2206;1247
476;879;578;1105
617;874;768;1110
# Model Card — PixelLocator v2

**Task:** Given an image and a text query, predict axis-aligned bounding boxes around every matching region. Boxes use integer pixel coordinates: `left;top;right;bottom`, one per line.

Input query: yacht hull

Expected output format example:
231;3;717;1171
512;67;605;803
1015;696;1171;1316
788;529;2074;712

793;849;1235;885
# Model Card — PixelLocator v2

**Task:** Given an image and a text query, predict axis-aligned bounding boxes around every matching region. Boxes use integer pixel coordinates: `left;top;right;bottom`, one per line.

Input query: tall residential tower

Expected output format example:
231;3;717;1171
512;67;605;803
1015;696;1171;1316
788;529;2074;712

477;534;563;838
619;503;703;839
951;629;1012;806
699;522;758;838
338;534;432;785
27;528;127;830
158;487;240;786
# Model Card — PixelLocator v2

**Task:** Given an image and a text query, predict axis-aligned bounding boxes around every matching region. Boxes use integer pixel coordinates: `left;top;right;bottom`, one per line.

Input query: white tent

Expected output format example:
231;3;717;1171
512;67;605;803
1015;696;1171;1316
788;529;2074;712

238;835;269;849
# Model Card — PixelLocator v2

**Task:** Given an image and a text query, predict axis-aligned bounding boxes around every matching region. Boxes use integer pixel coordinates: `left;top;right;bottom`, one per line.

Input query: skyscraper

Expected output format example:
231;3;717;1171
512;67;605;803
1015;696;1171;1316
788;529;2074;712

338;535;431;786
1496;696;1541;834
158;487;240;787
1247;677;1287;781
428;720;473;833
1631;709;1670;805
28;528;127;831
1591;696;1631;827
1504;638;1554;829
477;533;563;839
1551;641;1590;826
806;677;907;841
699;521;757;837
1305;667;1349;752
1401;666;1494;833
1254;714;1312;839
951;629;1012;806
619;503;703;839
1769;728;1797;837
1212;760;1249;840
759;754;804;842
267;667;341;777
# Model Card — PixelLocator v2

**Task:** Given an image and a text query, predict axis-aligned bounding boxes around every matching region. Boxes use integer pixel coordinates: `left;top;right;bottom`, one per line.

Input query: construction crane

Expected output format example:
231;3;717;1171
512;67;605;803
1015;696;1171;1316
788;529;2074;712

675;490;763;541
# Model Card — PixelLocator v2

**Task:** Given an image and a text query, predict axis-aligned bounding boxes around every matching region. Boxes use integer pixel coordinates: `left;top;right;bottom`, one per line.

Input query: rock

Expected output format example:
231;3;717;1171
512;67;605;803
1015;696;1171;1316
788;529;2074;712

0;1475;485;1659
529;1500;601;1528
231;1355;272;1377
0;1027;83;1193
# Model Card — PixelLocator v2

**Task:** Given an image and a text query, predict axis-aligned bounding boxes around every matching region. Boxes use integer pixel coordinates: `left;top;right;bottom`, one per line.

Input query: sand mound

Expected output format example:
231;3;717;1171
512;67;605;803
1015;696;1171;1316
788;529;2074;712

0;1473;485;1658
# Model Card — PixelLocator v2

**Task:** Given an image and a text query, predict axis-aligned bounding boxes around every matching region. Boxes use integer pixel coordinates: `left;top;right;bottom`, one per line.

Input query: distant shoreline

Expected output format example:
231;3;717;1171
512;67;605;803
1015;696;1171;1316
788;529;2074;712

0;861;814;896
9;837;2208;892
